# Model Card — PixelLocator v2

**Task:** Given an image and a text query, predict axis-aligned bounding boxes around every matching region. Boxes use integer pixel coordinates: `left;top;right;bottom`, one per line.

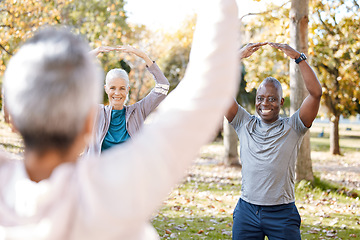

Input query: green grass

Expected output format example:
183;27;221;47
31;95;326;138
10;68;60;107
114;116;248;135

1;119;360;239
152;167;360;239
310;122;360;152
151;121;360;239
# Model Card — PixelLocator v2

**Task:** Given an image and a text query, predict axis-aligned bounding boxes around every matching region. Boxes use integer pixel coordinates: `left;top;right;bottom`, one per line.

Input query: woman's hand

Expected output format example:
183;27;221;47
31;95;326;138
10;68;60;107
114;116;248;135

117;45;154;67
239;42;268;60
268;42;301;59
89;46;120;57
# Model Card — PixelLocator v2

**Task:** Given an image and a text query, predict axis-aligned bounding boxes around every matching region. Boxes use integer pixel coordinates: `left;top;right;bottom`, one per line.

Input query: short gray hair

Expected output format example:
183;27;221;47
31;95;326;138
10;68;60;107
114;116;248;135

105;68;129;87
258;77;283;98
4;27;103;152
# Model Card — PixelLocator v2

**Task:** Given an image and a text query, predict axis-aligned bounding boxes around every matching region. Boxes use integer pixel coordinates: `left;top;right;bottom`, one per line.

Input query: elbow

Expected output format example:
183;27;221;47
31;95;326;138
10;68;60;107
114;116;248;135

311;84;323;100
316;87;323;99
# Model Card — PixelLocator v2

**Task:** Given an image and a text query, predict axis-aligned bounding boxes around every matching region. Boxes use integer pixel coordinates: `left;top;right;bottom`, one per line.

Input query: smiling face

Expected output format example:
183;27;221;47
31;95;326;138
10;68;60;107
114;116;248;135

104;77;130;110
255;80;284;124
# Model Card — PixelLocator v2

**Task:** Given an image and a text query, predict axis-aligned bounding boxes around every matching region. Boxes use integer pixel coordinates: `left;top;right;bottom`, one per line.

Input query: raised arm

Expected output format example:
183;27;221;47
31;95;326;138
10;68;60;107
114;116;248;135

268;42;322;127
88;46;120;57
117;45;154;67
118;45;170;116
85;0;240;228
225;42;268;122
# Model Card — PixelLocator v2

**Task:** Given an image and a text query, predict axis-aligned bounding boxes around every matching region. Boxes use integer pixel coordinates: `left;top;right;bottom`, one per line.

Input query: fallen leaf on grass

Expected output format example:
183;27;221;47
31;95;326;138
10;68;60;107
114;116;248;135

170;233;178;238
197;229;204;234
171;205;182;211
308;227;321;234
174;225;187;231
222;230;231;236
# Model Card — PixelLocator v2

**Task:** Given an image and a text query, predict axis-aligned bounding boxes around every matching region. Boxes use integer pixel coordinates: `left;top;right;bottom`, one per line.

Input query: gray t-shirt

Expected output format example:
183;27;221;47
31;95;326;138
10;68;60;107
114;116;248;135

230;105;308;205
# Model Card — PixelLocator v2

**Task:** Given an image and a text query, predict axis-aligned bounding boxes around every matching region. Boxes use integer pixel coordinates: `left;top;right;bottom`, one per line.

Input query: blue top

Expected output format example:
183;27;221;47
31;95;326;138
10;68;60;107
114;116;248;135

101;109;131;151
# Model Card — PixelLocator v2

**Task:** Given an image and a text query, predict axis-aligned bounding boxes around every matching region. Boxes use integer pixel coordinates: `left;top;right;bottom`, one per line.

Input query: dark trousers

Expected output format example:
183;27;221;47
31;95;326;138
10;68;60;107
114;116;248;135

232;198;301;240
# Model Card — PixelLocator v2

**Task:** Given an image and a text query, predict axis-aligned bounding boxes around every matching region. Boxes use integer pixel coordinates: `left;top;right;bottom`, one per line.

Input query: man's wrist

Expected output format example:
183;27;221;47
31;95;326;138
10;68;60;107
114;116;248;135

295;53;307;64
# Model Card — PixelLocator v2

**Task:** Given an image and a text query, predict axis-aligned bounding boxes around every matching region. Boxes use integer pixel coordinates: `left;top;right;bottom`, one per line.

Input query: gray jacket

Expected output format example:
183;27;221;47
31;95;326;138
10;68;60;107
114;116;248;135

86;62;170;155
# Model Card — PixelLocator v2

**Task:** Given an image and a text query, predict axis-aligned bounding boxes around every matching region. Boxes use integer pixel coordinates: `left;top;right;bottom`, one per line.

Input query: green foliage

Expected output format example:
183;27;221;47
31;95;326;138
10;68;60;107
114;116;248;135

310;0;360;118
0;0;66;74
0;0;131;105
297;177;360;199
242;1;360;120
0;0;129;73
61;0;130;73
236;64;256;113
242;3;291;96
156;15;196;92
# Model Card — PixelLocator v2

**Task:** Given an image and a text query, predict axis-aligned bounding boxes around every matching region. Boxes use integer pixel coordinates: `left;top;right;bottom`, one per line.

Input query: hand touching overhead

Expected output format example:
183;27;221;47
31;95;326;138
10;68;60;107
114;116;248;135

239;42;268;59
268;42;301;59
117;45;153;67
89;46;121;57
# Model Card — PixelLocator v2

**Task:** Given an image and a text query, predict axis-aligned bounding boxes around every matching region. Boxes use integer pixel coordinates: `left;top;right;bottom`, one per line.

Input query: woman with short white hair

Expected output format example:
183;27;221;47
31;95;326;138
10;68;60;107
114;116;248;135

87;45;170;154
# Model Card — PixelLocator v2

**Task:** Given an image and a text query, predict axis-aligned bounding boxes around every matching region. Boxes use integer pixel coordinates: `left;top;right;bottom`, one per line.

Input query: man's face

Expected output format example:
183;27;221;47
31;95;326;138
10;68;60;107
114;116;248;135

255;82;284;124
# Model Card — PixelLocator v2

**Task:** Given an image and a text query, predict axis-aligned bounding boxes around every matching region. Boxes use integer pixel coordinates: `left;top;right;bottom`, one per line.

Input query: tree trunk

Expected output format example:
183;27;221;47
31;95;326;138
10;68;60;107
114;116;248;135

290;0;314;181
330;115;341;155
223;118;241;166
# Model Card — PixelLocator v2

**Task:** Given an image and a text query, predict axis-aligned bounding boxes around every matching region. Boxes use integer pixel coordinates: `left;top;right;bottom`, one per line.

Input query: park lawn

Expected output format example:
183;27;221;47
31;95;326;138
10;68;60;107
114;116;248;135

151;122;360;239
310;122;360;153
151;163;360;239
0;120;359;239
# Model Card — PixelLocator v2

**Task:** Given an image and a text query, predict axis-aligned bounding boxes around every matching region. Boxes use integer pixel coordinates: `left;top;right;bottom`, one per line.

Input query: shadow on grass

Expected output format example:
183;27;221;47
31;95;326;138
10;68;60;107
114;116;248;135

297;176;360;199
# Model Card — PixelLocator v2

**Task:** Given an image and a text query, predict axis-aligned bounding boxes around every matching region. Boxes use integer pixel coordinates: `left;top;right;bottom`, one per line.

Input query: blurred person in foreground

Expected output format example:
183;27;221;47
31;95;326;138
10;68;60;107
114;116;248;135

0;0;239;239
87;45;169;154
227;42;322;240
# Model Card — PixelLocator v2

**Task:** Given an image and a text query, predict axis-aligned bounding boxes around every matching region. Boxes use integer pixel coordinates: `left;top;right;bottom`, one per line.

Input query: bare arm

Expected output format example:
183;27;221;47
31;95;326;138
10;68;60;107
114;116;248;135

225;42;268;122
225;99;239;122
268;42;322;127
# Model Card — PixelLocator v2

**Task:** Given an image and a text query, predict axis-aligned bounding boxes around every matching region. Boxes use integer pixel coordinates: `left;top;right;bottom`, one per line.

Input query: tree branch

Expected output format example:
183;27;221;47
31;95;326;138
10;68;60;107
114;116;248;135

353;0;359;10
316;10;336;36
240;0;291;22
318;62;338;76
0;43;13;56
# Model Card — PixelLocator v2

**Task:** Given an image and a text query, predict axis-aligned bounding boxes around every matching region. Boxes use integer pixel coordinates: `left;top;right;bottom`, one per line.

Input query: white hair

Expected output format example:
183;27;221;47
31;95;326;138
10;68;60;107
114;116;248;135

3;27;103;151
105;68;129;87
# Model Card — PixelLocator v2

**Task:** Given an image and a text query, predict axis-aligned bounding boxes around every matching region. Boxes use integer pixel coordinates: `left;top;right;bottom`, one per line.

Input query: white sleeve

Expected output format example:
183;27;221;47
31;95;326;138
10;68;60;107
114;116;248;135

76;0;240;237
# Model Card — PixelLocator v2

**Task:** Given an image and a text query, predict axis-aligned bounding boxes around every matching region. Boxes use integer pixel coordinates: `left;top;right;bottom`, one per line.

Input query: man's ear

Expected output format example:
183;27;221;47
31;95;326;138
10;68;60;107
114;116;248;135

104;85;108;94
280;98;285;107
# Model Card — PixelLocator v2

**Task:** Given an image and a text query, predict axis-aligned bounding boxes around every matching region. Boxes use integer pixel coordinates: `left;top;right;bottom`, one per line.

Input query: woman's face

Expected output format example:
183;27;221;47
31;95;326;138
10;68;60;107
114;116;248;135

104;77;130;110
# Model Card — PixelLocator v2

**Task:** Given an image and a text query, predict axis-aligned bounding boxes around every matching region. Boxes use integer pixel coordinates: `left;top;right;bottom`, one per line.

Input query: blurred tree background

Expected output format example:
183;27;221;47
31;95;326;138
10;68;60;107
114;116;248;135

240;0;360;155
1;0;360;155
